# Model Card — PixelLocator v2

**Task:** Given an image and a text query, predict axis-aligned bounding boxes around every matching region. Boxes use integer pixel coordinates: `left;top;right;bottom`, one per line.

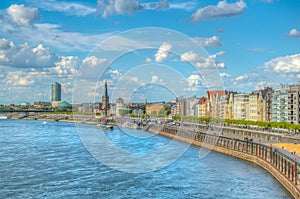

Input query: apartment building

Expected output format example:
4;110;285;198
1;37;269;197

272;84;288;122
288;83;300;124
233;93;249;120
249;88;273;122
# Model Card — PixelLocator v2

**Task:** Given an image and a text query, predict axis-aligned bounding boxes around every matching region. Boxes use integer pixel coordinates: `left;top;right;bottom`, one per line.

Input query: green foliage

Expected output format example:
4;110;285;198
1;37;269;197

164;107;171;116
118;109;132;116
172;115;300;130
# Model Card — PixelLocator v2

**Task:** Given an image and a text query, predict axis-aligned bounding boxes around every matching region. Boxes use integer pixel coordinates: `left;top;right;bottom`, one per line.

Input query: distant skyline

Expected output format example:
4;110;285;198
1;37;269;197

1;0;300;104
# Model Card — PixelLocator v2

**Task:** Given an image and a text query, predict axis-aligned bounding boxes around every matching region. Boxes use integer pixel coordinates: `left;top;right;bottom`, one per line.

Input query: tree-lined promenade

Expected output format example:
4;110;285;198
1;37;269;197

173;115;300;132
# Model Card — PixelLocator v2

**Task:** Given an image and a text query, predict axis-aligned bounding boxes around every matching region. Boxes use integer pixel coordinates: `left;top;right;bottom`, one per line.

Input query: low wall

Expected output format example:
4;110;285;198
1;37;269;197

148;126;300;199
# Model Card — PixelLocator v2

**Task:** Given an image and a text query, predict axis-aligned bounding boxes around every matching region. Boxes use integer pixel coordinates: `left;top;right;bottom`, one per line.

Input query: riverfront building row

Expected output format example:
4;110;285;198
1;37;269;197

174;82;300;124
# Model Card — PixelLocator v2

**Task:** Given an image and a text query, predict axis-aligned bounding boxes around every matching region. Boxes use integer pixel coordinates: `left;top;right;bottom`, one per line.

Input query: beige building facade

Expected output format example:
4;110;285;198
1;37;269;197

233;94;249;120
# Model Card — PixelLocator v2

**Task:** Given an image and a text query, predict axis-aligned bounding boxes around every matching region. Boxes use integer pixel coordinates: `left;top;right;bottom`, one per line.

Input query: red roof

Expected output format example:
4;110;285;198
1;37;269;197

206;90;228;100
198;96;207;105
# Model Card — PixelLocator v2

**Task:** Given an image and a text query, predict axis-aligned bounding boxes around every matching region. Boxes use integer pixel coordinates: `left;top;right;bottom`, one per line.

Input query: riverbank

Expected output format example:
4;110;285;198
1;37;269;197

148;126;300;199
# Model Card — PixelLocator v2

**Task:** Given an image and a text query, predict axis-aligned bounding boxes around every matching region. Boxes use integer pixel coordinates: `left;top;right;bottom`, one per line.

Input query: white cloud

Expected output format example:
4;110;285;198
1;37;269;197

145;58;152;62
0;38;59;68
6;71;35;86
181;51;225;68
220;72;231;77
169;1;198;11
0;6;114;53
6;4;40;27
97;0;197;18
289;28;300;37
191;0;246;22
108;69;123;80
27;0;96;16
181;51;203;62
187;74;202;87
234;75;246;81
195;51;225;68
194;36;222;47
151;75;165;83
97;0;142;18
151;75;159;83
82;56;107;68
154;42;173;62
255;81;271;90
77;56;109;80
263;54;300;73
50;56;80;77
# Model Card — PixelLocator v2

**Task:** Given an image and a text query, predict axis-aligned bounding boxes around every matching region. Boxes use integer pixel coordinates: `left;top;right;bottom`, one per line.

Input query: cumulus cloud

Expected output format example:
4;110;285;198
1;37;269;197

145;58;152;62
263;54;300;73
154;42;173;62
182;51;225;68
255;81;272;90
181;51;225;68
191;0;246;22
97;0;196;18
194;36;222;47
97;0;142;18
82;56;107;68
5;71;35;86
27;0;96;16
181;51;203;62
97;0;171;18
289;28;300;37
151;75;165;83
151;75;159;83
76;56;109;80
0;38;59;68
108;69;123;80
50;56;80;76
187;74;202;87
6;4;40;27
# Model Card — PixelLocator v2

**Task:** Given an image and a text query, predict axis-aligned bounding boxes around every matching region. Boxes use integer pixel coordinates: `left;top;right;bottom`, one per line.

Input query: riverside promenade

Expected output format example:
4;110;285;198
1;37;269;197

149;123;300;199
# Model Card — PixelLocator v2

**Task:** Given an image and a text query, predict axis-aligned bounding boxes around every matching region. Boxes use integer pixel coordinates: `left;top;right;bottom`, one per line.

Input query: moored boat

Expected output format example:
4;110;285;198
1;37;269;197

96;123;113;130
0;116;8;120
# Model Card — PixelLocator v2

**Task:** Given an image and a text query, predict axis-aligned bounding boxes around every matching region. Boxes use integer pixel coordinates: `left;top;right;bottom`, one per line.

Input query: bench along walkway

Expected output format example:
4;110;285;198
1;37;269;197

150;125;300;199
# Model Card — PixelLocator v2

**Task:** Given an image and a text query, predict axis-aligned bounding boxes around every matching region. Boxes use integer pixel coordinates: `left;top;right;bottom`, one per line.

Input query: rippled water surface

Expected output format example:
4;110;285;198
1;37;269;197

0;120;291;198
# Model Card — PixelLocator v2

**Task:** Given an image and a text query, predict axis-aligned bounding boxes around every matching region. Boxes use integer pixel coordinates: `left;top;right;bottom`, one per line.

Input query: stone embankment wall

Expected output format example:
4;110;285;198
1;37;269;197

149;125;300;199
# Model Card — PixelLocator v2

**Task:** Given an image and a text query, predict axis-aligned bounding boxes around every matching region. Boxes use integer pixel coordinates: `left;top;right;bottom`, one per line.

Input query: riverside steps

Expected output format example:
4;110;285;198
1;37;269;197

149;123;300;199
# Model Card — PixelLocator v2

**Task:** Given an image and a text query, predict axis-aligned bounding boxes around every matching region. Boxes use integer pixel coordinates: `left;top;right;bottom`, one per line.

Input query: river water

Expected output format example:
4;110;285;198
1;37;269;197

0;120;291;198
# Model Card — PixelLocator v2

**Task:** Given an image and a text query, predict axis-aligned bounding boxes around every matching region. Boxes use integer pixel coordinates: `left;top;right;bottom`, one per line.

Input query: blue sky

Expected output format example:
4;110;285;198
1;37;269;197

0;0;300;104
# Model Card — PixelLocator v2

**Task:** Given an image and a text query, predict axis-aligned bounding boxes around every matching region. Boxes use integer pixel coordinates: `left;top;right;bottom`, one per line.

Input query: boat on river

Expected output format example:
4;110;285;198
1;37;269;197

0;115;8;120
96;123;113;130
121;121;141;130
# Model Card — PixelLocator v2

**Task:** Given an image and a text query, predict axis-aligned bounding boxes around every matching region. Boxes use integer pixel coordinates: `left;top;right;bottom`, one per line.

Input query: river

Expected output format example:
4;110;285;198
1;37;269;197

0;120;291;198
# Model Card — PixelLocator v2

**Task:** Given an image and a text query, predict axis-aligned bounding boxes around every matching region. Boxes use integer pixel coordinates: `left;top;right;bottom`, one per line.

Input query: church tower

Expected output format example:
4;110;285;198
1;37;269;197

102;81;109;116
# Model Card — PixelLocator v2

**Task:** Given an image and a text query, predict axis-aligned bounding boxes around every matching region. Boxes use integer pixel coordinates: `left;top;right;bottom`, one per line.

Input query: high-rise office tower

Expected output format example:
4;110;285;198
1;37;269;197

51;82;61;102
